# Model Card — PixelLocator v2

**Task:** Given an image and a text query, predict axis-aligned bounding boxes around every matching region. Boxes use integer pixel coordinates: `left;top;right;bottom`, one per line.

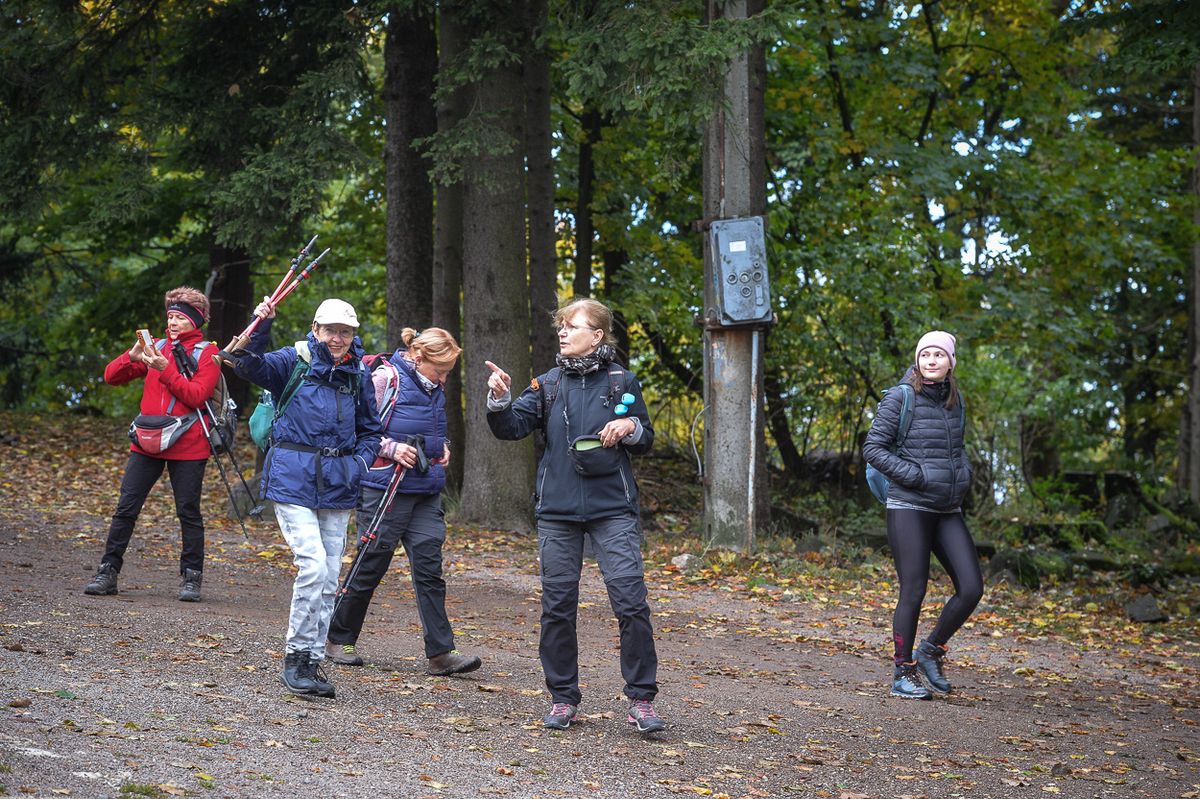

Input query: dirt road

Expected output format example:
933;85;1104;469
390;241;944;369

1;419;1198;798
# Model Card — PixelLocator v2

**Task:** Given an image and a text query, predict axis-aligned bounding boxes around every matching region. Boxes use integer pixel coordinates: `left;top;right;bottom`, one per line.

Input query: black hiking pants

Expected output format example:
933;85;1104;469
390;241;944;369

102;451;206;575
538;513;658;706
328;490;454;658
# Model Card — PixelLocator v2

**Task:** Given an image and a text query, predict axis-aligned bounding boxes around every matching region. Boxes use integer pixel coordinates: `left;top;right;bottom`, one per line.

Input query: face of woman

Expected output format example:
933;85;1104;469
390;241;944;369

558;311;604;358
918;347;952;381
414;356;456;386
314;324;356;361
165;311;195;340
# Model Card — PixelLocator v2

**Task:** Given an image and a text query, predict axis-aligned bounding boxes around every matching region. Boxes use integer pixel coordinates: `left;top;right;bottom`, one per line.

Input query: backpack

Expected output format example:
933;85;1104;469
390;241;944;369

166;339;237;455
248;341;365;450
362;352;402;426
533;365;630;430
865;383;965;504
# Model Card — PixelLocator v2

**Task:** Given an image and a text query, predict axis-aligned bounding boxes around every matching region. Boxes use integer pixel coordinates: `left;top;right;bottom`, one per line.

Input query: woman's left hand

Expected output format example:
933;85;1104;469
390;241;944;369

142;348;168;372
598;418;636;448
431;443;451;467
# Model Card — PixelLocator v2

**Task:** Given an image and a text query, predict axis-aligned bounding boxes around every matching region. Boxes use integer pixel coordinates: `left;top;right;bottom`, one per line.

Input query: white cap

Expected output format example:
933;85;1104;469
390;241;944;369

313;298;359;329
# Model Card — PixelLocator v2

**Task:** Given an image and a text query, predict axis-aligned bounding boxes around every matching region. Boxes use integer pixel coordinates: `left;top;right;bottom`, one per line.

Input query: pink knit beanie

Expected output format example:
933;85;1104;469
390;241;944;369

915;330;956;369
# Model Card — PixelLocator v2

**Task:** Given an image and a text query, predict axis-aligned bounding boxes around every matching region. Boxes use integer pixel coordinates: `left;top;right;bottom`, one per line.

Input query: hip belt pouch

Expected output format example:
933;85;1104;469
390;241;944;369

569;435;623;477
129;413;198;455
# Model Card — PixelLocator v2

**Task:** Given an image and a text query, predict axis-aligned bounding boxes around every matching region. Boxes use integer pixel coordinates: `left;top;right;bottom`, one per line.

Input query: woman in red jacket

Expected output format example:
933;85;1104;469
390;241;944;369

84;287;221;602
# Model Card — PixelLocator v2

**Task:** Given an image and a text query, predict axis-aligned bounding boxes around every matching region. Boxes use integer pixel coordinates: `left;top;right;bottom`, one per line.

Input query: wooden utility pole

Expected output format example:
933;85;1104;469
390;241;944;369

701;0;767;552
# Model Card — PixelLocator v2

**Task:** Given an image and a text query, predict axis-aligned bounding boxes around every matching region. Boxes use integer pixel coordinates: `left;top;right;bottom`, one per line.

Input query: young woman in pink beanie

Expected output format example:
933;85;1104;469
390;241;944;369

862;330;982;699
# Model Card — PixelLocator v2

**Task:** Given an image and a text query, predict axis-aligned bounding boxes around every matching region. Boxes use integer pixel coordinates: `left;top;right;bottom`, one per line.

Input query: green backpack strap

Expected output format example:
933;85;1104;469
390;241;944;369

273;341;312;422
892;383;916;448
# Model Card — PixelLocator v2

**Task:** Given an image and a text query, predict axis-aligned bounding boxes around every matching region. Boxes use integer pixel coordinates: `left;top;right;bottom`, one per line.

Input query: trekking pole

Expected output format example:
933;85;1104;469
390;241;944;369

172;342;258;539
333;463;406;614
198;397;265;519
214;239;330;365
191;402;252;541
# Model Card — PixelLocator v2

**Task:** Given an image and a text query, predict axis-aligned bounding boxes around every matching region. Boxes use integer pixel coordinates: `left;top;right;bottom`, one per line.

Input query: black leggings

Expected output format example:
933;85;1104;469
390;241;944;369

887;509;983;664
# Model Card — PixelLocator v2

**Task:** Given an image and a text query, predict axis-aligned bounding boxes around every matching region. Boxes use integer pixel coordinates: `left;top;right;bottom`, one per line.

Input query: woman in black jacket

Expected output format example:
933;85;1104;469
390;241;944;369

485;298;664;735
862;330;982;700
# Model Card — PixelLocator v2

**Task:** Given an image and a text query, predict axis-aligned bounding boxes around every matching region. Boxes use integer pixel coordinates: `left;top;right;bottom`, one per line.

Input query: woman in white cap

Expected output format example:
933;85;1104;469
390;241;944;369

230;296;382;699
862;330;981;700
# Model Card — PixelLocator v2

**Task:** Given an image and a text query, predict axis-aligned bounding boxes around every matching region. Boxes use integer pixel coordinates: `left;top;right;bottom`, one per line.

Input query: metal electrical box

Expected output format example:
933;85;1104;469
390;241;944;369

710;216;771;326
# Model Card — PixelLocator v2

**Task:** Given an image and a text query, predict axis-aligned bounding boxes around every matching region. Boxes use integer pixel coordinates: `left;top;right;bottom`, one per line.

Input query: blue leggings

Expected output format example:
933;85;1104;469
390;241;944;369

887;509;984;664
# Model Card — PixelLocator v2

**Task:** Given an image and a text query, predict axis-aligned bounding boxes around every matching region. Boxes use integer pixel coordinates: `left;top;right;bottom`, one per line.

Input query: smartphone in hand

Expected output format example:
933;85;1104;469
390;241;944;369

137;329;155;349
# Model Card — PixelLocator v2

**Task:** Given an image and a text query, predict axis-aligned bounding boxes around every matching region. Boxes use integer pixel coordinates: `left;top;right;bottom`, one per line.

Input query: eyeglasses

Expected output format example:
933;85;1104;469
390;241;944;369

558;322;598;334
318;326;355;340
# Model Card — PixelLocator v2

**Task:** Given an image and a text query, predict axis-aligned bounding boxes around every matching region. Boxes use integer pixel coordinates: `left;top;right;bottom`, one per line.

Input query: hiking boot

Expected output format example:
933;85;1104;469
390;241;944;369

915;639;951;694
327;643;364;666
426;650;482;677
281;650;319;695
300;656;336;699
543;702;578;730
891;662;932;700
178;569;202;602
84;563;118;596
627;699;666;734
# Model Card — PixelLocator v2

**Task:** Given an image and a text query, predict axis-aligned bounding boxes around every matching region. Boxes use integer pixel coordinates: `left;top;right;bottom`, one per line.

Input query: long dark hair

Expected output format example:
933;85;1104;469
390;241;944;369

907;369;960;409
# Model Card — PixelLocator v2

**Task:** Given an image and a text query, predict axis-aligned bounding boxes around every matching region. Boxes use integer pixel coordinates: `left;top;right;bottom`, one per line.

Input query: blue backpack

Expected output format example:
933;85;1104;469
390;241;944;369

865;383;966;504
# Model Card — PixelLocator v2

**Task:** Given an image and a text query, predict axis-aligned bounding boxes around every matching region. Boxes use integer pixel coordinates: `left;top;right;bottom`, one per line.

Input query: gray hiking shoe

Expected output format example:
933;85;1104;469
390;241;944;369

627;699;666;734
84;563;118;596
543;702;578;730
179;569;202;602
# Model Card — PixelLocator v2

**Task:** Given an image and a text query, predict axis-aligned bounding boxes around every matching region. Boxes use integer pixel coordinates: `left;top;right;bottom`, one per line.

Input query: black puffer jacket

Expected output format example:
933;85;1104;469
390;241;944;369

863;370;970;511
487;365;653;522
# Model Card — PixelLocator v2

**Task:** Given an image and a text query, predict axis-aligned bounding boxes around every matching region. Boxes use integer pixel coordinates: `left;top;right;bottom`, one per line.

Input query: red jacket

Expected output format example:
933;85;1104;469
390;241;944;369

106;327;221;461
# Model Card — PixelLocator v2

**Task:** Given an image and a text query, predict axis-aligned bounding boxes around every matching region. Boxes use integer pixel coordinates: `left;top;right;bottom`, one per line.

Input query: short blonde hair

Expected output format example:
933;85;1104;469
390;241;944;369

163;286;209;322
553;298;616;347
401;327;462;366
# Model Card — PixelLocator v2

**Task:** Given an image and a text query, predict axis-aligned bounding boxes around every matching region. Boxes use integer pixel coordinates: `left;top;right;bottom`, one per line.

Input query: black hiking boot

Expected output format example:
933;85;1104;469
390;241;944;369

84;563;118;596
891;662;932;700
915;639;951;694
179;569;202;602
301;655;336;698
281;651;319;695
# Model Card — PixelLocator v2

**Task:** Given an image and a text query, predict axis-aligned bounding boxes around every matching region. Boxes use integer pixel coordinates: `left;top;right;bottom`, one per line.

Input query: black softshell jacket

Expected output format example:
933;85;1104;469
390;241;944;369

487;366;654;522
862;371;970;511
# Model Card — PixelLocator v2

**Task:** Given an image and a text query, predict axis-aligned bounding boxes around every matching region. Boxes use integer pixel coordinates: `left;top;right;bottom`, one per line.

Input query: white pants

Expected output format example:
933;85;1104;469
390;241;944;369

273;503;351;660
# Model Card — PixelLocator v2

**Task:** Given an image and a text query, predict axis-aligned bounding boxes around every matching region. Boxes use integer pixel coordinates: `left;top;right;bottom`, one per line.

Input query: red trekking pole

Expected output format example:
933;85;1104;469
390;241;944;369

214;236;330;365
333;463;406;614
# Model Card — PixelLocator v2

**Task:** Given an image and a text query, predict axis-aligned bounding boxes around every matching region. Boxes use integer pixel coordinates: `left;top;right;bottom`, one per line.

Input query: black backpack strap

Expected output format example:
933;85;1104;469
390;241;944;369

534;367;561;430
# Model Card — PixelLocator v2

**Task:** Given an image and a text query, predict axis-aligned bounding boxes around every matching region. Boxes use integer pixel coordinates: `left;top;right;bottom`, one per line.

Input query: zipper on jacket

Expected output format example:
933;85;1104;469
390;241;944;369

619;462;631;503
942;405;959;501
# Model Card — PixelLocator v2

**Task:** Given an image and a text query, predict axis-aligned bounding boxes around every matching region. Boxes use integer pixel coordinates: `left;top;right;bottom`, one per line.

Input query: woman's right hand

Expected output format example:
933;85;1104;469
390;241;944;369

484;361;511;401
129;338;146;360
253;296;277;320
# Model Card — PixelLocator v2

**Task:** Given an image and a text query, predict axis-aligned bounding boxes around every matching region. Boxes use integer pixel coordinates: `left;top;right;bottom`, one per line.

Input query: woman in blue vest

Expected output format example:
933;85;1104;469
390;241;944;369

327;327;481;677
231;297;382;699
862;330;981;700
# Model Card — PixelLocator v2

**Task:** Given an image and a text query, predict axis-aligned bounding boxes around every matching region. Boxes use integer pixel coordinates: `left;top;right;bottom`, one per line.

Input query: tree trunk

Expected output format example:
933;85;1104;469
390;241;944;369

434;3;468;492
204;241;252;410
458;14;535;531
1186;62;1200;503
384;6;437;341
602;248;630;363
525;0;558;373
573;108;602;298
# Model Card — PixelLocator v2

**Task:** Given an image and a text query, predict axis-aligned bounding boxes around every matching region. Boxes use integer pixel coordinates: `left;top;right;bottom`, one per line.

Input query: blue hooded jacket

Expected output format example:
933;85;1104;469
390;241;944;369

234;318;382;509
362;352;448;496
